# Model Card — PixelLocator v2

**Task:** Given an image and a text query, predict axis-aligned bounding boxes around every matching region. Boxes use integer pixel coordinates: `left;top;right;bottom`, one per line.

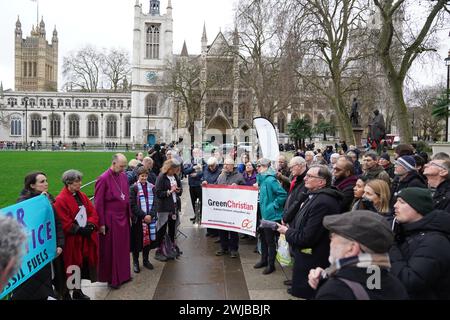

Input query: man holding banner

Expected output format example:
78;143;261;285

214;158;246;258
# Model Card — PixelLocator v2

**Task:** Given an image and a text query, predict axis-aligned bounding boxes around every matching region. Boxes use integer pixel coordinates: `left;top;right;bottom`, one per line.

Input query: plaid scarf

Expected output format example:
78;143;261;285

323;253;391;278
137;182;156;243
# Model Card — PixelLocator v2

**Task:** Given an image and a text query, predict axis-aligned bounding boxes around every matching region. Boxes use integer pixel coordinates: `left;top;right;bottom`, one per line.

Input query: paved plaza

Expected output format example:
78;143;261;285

79;180;299;300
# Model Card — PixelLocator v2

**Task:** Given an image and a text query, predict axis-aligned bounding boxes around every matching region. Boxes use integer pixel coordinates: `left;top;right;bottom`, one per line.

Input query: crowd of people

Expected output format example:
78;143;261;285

2;141;450;300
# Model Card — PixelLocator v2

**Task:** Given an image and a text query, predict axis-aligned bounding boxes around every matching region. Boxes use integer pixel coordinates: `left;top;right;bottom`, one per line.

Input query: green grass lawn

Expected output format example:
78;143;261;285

0;151;137;208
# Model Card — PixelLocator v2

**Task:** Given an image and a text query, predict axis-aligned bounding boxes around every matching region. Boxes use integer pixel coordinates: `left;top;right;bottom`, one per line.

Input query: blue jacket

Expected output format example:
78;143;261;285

202;165;222;184
183;160;204;187
257;169;287;221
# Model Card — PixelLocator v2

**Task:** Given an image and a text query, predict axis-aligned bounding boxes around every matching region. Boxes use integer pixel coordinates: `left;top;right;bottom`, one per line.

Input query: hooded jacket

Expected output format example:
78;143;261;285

390;210;450;299
361;165;391;184
432;179;450;213
256;169;287;221
390;171;427;209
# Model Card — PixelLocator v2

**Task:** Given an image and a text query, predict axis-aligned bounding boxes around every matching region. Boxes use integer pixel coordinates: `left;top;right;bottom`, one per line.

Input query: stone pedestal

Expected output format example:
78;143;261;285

430;143;450;156
352;127;364;148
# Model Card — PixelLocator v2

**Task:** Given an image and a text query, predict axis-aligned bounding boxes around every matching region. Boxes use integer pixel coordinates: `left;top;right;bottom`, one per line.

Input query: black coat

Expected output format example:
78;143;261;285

389;210;450;299
432;180;450;213
333;175;358;213
129;183;157;252
154;173;182;213
12;192;64;300
315;266;408;300
285;187;343;299
282;171;308;224
390;171;427;209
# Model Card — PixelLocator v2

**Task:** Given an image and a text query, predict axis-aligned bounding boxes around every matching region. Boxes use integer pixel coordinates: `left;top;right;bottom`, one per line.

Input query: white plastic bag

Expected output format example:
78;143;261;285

276;234;292;267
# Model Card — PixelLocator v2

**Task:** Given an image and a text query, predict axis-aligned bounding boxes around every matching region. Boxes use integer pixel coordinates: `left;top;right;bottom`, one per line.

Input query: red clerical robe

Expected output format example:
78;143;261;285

54;187;99;276
94;168;131;287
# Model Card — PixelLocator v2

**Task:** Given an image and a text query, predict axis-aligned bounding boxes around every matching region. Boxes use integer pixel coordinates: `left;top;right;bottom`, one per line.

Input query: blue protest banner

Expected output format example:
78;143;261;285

0;195;57;299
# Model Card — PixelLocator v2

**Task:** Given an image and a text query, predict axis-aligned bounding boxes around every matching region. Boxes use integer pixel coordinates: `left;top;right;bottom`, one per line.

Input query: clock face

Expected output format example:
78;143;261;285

145;71;157;84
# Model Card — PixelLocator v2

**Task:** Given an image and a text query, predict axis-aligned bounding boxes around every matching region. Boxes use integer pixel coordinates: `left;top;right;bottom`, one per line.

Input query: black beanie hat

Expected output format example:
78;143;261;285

396;187;433;215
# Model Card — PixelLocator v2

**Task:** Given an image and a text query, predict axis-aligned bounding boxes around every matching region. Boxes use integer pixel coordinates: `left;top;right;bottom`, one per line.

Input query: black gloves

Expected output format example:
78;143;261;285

77;223;95;237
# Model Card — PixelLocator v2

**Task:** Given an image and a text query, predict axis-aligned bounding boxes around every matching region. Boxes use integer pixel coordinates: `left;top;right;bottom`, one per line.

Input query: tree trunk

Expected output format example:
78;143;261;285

335;96;356;146
389;77;412;144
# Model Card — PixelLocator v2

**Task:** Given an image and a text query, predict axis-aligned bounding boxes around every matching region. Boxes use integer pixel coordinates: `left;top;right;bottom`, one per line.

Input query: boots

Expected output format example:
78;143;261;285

262;264;275;275
132;252;140;273
142;246;154;270
72;289;90;300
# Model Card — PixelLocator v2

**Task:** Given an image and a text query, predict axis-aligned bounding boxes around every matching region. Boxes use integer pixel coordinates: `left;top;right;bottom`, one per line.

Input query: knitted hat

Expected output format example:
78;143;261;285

396;155;416;172
396;187;433;215
380;153;390;161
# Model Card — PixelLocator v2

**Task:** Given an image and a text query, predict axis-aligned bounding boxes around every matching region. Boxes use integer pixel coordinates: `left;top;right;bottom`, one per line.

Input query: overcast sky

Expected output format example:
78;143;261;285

0;0;449;92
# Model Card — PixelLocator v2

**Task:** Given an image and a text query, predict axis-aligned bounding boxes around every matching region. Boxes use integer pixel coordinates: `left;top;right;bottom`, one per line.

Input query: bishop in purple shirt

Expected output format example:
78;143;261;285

95;153;131;288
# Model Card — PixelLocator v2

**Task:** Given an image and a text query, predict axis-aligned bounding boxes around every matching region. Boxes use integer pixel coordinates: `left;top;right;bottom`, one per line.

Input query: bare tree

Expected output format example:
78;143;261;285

409;84;445;141
373;0;450;144
62;45;103;92
234;0;302;121
102;48;131;92
292;0;373;145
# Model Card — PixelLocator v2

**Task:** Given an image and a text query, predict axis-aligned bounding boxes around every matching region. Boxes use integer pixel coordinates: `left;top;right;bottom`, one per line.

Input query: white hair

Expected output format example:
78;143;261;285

0;216;26;285
330;153;340;161
207;157;218;166
290;156;306;166
305;151;315;157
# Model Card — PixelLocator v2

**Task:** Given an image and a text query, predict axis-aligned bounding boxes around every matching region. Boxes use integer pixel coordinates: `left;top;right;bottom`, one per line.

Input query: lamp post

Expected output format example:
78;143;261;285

50;100;54;150
445;50;450;142
23;97;28;151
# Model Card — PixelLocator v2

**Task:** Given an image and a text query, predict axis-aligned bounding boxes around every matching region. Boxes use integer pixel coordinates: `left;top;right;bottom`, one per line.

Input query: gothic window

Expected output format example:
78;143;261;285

110;100;116;108
82;100;89;108
30;114;42;137
87;115;99;138
7;98;17;106
47;99;54;107
239;103;251;119
50;114;61;137
124;116;131;138
93;100;99;108
75;99;81;108
23;62;27;77
10;117;22;136
222;102;233;117
57;99;64;107
33;62;37;77
127;100;131;108
106;115;117;138
146;94;157;115
206;102;217;117
65;99;71;107
39;99;46;107
68;114;80;137
118;100;124;109
29;99;36;107
28;62;32;77
100;100;106;108
146;24;160;59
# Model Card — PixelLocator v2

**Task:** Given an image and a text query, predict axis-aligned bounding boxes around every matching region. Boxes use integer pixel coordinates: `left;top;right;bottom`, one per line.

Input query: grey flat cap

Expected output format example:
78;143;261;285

323;210;394;253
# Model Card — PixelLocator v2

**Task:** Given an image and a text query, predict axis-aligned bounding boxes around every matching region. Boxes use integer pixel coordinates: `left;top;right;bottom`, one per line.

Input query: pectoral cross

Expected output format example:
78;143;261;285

120;193;125;201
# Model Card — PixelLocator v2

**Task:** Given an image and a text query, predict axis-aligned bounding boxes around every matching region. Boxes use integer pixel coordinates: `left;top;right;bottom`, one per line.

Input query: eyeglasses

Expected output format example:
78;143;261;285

428;162;447;170
305;173;324;179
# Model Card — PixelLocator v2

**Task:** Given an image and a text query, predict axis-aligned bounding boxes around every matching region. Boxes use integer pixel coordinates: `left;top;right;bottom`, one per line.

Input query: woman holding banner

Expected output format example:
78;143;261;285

12;171;64;300
54;170;99;300
255;158;287;275
129;166;157;273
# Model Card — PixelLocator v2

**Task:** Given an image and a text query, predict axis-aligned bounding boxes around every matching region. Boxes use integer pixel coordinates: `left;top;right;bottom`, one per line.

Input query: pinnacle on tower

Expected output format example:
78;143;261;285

181;40;188;57
202;22;207;43
16;16;21;29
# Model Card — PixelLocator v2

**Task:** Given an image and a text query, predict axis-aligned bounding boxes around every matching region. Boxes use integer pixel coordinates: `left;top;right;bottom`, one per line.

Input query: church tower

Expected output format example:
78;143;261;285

131;0;174;146
14;16;58;92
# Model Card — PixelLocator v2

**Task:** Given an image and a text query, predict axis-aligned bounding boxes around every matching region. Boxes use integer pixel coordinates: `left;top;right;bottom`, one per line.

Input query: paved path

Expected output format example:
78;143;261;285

81;180;300;300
